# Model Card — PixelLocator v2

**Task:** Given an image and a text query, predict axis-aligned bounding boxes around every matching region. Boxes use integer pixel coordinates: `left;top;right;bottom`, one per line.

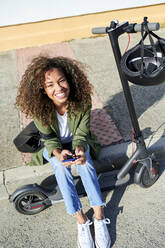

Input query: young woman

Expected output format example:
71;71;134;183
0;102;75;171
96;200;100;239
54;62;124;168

15;56;111;248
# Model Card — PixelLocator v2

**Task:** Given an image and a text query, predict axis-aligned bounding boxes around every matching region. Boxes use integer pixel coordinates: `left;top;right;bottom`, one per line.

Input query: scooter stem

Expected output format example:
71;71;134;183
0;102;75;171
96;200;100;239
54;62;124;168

106;21;150;180
107;21;142;139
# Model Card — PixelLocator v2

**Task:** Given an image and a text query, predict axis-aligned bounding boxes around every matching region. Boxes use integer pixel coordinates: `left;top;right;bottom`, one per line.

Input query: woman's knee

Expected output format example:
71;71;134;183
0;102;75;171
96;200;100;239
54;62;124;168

77;160;95;177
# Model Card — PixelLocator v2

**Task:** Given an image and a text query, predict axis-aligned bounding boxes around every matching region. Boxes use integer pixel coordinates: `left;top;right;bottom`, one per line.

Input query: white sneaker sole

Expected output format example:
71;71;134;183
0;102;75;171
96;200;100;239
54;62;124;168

77;241;95;248
95;239;111;248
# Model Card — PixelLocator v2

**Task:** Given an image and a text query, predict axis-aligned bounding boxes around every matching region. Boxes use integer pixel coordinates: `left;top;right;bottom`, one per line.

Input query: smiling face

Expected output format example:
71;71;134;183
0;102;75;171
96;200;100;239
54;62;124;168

43;68;70;110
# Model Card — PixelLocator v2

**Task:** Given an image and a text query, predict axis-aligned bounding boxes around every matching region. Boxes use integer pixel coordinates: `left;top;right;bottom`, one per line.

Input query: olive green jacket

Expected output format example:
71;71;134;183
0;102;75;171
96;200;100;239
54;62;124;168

28;107;100;166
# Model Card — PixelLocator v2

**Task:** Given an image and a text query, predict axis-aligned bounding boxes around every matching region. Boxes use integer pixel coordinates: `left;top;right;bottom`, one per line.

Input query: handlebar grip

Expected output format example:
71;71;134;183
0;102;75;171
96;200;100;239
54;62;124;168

134;22;160;32
92;27;107;34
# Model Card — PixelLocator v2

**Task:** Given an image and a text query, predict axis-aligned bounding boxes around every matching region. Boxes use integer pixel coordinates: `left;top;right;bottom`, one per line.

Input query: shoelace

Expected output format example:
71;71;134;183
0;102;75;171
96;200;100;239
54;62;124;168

81;219;93;227
103;218;111;225
93;215;111;225
78;219;93;237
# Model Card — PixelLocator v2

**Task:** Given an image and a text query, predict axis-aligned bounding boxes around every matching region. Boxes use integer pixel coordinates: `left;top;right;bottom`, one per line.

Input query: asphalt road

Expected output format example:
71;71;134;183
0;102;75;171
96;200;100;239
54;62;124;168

0;159;164;248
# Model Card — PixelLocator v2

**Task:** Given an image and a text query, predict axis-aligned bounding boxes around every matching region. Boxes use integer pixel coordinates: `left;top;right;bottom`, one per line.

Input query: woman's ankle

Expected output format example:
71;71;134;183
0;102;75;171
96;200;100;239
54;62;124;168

93;206;104;220
74;210;87;224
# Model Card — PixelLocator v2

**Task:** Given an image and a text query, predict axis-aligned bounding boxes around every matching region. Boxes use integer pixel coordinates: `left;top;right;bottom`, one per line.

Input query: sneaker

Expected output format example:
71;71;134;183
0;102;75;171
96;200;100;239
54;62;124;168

77;219;95;248
93;216;111;248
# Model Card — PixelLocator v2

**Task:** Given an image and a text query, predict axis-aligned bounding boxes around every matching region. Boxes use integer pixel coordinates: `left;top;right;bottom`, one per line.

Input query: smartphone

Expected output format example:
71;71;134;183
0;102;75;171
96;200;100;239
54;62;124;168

62;155;78;163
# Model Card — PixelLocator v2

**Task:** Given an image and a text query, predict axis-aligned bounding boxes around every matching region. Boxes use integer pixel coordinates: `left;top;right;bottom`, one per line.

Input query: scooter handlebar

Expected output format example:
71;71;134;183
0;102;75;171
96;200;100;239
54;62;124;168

134;22;160;32
92;22;160;34
92;27;107;34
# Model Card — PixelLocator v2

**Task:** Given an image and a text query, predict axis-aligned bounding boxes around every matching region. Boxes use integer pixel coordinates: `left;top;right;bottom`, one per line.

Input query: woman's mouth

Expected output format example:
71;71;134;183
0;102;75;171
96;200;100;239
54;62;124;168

55;91;67;99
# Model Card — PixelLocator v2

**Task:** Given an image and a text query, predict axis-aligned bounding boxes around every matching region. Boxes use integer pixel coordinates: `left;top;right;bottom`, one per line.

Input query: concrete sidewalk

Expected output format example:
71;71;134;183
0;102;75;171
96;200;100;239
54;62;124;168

0;27;165;200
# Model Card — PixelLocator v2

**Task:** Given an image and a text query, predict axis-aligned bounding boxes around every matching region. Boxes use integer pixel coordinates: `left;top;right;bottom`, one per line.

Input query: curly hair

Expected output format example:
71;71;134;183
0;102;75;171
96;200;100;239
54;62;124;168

15;56;93;126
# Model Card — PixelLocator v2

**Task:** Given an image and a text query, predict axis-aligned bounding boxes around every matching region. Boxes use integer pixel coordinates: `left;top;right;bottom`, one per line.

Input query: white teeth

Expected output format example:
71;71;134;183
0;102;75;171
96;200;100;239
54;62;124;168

56;93;65;97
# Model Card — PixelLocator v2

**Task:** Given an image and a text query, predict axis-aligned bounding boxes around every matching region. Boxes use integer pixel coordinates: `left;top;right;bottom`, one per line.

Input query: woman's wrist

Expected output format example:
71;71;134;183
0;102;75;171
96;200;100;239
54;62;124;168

52;149;61;159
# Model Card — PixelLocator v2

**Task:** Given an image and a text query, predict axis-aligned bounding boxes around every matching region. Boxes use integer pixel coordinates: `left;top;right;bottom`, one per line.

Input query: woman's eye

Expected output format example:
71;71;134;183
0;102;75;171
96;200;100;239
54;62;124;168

59;78;66;83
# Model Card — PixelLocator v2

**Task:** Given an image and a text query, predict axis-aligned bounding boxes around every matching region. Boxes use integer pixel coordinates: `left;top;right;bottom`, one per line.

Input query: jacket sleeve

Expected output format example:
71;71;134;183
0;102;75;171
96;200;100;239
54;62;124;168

72;107;91;152
34;118;62;158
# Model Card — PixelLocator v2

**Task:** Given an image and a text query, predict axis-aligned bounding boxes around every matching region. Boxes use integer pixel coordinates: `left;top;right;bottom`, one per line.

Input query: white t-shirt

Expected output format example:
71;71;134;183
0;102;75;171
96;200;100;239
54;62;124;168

56;111;73;144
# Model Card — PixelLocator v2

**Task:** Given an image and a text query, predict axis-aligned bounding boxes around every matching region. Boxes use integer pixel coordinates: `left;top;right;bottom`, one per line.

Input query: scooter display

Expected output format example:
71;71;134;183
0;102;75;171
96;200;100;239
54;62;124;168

10;18;161;215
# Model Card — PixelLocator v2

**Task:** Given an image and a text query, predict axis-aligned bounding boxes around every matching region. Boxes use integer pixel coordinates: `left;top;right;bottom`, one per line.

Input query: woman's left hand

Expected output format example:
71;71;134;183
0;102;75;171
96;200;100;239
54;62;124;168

75;146;86;165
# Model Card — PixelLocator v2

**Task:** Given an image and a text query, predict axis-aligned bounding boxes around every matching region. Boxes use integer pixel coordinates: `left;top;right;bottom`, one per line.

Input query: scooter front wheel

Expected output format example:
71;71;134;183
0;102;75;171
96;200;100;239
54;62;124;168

136;160;160;188
14;191;47;215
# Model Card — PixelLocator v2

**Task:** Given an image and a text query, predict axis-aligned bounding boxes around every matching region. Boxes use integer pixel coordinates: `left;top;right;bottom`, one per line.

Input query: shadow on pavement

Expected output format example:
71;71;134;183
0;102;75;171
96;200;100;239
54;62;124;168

103;184;129;247
85;151;165;247
105;83;165;141
85;182;129;247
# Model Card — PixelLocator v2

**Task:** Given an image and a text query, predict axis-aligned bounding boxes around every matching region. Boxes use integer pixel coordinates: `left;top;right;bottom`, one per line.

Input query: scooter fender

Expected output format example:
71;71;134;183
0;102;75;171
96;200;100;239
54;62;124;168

9;183;50;203
134;164;145;185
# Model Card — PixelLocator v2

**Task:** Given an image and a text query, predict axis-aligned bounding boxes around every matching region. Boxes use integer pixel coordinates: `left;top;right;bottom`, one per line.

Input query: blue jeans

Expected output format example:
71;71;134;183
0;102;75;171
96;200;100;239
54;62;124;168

43;143;105;215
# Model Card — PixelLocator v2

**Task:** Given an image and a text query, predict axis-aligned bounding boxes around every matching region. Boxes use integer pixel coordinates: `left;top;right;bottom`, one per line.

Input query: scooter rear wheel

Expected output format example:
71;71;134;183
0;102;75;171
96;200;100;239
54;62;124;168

14;191;47;215
138;160;160;188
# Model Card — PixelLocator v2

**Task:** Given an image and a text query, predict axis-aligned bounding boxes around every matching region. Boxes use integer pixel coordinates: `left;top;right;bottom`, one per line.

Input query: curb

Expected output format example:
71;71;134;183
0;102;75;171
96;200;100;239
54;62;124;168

1;136;165;201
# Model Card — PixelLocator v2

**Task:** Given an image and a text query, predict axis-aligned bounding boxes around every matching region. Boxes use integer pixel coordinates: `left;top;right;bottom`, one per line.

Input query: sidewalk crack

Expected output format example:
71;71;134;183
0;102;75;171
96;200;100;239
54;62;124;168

2;170;9;195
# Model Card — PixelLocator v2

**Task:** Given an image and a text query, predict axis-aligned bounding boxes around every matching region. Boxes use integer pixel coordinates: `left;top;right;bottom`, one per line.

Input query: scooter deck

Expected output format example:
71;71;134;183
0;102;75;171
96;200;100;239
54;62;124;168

49;170;130;203
98;170;130;189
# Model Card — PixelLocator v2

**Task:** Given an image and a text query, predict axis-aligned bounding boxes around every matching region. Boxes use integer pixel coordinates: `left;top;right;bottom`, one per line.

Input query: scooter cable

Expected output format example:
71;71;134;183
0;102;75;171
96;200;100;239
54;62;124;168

123;33;130;54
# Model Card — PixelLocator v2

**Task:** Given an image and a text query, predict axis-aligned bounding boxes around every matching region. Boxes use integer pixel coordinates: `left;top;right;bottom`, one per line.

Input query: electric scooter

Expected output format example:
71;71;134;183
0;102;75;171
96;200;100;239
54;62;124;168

9;19;161;215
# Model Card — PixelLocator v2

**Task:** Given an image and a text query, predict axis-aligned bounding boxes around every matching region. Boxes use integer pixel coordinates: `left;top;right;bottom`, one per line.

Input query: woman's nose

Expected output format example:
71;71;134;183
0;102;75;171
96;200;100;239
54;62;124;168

55;82;63;90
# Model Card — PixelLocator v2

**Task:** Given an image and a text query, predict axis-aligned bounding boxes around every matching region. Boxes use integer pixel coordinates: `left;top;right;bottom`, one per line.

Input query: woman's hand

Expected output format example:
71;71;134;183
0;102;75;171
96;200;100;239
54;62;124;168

53;149;73;167
75;146;86;165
